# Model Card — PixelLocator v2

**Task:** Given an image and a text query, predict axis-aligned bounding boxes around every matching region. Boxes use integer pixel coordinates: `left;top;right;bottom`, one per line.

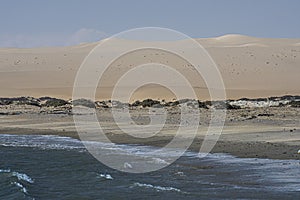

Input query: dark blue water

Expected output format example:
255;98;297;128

0;134;300;199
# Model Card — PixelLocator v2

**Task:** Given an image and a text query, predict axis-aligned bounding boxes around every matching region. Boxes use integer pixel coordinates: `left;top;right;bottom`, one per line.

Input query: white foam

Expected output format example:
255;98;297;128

0;134;85;150
150;158;170;165
84;140;180;164
0;134;188;161
123;162;133;169
175;171;185;176
133;182;182;192
13;181;28;194
98;173;113;180
1;169;34;184
12;172;34;184
0;169;11;173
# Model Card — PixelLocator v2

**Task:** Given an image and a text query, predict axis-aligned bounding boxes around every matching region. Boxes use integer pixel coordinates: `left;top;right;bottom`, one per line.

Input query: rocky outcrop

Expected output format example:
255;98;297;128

72;99;95;108
139;99;161;108
40;97;69;107
288;101;300;108
95;101;109;108
0;95;299;114
209;101;241;110
0;98;12;105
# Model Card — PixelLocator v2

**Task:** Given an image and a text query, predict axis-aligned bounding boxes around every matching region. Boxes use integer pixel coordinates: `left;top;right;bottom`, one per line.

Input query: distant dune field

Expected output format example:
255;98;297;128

0;34;299;101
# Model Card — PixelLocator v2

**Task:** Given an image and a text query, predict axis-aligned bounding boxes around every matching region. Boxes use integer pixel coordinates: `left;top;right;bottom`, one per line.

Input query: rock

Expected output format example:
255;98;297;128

164;101;179;107
0;98;13;105
12;97;41;107
72;99;95;108
197;100;209;109
279;95;300;101
40;97;69;107
212;101;241;109
257;113;275;117
0;97;47;109
131;100;142;107
288;101;300;108
95;101;109;108
140;99;161;107
180;99;204;109
204;101;212;107
226;103;241;110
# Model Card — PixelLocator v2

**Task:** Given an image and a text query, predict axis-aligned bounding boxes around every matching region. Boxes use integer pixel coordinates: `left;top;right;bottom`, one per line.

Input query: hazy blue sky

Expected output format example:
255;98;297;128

0;0;299;47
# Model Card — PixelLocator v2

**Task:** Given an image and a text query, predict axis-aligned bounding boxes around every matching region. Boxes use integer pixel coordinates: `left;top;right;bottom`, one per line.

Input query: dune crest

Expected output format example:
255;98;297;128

215;34;256;42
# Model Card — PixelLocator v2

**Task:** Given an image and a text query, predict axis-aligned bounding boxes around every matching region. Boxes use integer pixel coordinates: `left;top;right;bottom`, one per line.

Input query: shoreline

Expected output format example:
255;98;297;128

1;126;299;160
0;96;299;160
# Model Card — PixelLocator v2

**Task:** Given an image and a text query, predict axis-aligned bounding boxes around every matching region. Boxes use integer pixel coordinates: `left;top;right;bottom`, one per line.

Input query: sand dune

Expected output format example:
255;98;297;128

214;43;269;48
0;34;299;101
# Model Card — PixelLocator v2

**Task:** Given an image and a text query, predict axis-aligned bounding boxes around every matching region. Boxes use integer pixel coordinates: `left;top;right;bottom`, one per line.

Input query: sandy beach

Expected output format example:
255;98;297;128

0;99;299;160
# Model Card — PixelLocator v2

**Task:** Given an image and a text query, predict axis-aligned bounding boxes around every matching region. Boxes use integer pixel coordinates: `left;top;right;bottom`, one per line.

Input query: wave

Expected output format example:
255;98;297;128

13;181;28;194
97;173;113;180
0;134;174;168
0;169;34;184
0;134;200;159
132;182;182;193
1;134;299;172
0;169;35;199
0;134;86;151
150;158;170;165
0;169;11;173
11;172;34;184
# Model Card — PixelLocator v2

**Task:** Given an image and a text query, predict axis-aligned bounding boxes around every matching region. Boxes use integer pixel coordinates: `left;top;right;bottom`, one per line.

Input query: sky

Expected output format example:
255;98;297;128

0;0;299;47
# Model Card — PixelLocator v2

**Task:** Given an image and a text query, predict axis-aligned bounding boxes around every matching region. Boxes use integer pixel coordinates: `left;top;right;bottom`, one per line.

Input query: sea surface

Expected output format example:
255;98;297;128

0;134;300;200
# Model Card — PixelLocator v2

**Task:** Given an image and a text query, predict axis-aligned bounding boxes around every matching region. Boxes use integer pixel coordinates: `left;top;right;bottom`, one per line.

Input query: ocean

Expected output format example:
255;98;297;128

0;134;299;200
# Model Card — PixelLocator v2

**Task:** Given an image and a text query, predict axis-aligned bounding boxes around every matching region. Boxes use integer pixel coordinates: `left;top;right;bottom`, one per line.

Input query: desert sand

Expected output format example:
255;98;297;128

0;35;300;160
0;34;300;101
